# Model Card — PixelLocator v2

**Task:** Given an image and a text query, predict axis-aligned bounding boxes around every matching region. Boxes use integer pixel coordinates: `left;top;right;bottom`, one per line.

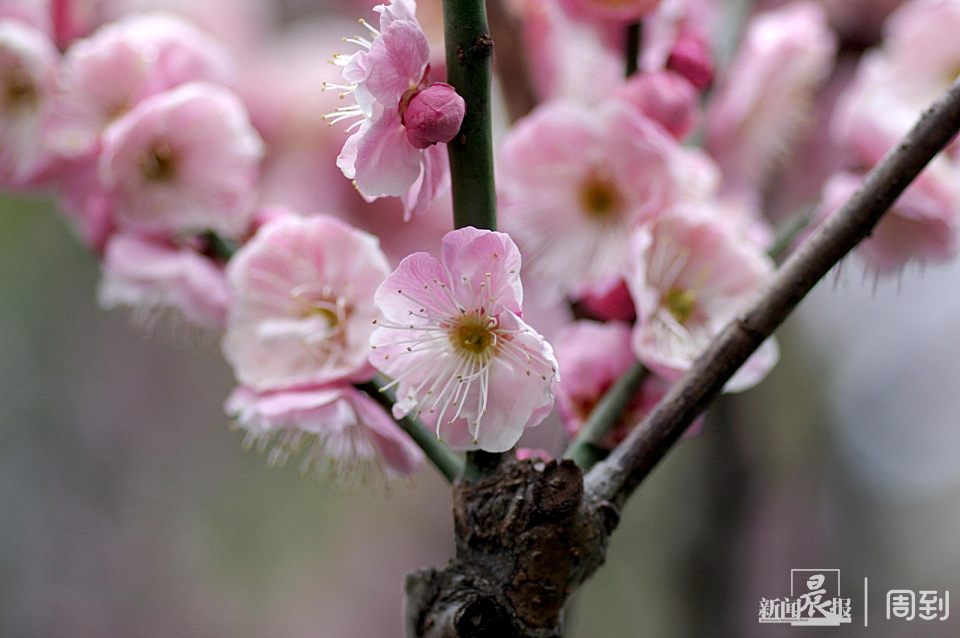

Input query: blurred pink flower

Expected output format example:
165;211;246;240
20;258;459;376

53;151;115;251
0;1;51;36
575;277;637;322
328;0;456;219
628;209;779;392
223;214;389;392
98;232;229;328
499;100;697;299
49;12;233;157
225;384;423;485
884;0;960;104
554;320;702;445
614;70;699;140
369;227;559;453
0;19;58;186
665;30;713;91
516;447;553;462
559;0;662;22
814;172;959;276
513;0;622;104
555;320;635;435
707;1;836;193
98;81;262;237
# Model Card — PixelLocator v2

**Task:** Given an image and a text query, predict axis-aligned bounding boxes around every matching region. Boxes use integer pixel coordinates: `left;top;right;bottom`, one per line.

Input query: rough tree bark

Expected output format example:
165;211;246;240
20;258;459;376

404;459;617;637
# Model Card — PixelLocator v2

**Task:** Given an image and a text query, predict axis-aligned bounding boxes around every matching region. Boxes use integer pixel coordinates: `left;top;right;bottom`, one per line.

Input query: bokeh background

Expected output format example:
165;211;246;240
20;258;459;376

3;0;960;635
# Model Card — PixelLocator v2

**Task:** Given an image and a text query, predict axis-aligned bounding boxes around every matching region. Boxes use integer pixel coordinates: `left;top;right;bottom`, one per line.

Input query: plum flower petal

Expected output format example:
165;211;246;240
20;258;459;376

48;12;233;157
327;0;457;218
353;108;422;198
706;2;836;193
226;384;423;485
627;209;778;392
98;81;263;237
813;172;959;276
223;214;390;391
0;19;58;186
369;227;558;453
499;100;703;299
98;232;230;329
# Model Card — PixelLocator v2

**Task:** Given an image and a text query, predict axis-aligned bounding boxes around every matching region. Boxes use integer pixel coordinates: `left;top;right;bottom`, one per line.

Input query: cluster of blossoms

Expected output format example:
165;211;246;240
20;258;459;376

3;0;958;481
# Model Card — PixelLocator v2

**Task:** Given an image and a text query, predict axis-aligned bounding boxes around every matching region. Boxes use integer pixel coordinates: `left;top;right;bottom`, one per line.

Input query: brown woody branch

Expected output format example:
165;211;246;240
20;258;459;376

586;78;960;508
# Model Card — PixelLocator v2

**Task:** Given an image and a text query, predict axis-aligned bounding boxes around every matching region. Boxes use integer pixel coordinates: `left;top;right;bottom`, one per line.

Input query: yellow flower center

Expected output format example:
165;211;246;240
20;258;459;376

579;172;623;221
139;142;177;182
665;287;696;325
4;74;37;111
449;312;497;361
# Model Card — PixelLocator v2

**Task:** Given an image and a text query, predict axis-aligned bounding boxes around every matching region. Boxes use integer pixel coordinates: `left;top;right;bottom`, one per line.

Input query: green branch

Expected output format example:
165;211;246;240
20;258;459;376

359;376;464;483
442;0;497;231
625;21;642;78
564;361;649;469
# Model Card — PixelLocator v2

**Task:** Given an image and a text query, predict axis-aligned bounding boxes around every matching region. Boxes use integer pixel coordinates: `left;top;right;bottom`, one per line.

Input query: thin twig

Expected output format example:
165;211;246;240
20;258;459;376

625;21;642;77
586;79;960;507
360;376;465;483
441;0;497;231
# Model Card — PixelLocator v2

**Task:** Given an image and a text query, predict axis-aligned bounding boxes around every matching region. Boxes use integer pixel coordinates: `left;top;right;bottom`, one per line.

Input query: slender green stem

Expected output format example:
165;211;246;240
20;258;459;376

625;21;642;78
360;376;464;483
442;0;497;231
768;207;814;260
564;361;649;470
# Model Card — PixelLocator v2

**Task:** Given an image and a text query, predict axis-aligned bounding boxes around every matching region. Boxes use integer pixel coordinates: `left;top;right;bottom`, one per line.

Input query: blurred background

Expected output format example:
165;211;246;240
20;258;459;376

3;0;960;636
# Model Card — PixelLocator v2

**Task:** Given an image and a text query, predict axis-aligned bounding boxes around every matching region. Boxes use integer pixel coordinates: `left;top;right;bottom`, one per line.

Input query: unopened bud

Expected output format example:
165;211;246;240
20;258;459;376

667;35;714;92
401;82;466;149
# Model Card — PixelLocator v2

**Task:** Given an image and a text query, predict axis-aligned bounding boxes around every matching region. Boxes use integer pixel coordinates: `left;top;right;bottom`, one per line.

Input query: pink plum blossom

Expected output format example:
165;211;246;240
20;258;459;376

813;172;959;276
498;100;701;299
98;81;263;237
328;0;457;219
225;384;423;484
49;12;233;157
706;1;836;193
628;209;779;392
223;214;390;392
0;19;58;186
369;227;559;453
98;232;230;328
513;0;622;104
883;0;960;105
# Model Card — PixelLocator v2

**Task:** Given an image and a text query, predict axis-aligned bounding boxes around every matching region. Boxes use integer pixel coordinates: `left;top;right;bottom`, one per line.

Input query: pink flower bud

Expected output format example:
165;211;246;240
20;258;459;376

614;71;699;140
401;82;465;149
667;34;714;91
